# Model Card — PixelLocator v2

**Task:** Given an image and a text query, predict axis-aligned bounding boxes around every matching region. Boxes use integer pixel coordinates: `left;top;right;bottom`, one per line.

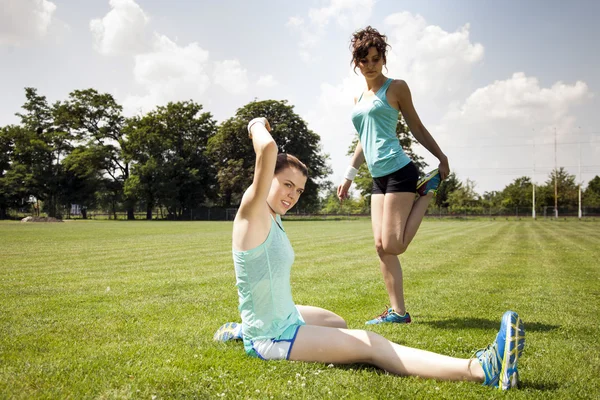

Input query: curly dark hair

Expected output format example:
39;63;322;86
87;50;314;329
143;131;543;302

350;26;391;72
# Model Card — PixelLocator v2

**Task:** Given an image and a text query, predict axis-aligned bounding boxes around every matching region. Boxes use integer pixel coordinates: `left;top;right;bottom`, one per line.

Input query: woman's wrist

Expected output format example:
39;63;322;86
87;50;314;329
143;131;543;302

247;117;267;137
344;166;358;181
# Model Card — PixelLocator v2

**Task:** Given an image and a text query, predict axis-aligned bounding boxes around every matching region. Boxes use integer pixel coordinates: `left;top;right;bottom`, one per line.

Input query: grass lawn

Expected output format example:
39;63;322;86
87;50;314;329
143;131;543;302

1;219;599;399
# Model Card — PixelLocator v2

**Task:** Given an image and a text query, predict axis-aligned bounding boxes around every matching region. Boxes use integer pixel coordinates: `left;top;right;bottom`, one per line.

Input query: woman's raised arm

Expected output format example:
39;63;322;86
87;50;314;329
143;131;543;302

237;118;278;218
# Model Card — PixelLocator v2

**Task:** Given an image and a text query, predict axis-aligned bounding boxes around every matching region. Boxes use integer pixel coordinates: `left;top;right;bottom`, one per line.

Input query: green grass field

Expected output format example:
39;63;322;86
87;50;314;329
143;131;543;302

1;219;599;399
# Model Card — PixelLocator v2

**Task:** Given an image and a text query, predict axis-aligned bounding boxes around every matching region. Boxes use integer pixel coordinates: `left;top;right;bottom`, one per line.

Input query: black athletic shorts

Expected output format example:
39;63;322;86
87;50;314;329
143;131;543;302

372;162;419;194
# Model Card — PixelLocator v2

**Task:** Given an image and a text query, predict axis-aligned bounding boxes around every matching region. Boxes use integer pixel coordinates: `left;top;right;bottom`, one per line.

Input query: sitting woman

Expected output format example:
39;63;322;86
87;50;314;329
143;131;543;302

214;117;525;390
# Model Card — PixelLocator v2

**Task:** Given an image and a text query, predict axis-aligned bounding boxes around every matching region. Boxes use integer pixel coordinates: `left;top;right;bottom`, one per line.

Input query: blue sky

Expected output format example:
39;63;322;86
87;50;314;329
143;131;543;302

1;0;598;194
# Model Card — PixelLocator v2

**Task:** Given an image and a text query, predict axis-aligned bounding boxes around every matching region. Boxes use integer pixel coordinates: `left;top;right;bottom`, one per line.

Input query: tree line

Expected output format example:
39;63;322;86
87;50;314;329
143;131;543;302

0;88;329;219
1;87;598;220
322;167;600;216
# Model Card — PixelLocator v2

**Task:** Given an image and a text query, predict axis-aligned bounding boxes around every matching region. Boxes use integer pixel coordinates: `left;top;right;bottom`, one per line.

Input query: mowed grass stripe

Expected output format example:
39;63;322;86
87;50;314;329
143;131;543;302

406;222;519;316
520;222;600;396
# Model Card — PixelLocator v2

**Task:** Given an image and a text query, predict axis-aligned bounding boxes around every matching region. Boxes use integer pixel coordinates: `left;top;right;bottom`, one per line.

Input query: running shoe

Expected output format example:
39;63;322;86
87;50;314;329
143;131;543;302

416;169;441;196
213;322;243;342
365;307;411;325
475;311;525;390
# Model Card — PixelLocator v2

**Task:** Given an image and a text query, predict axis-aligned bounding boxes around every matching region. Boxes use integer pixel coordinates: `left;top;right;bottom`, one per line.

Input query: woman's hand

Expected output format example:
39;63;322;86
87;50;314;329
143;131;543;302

438;157;450;180
337;179;352;201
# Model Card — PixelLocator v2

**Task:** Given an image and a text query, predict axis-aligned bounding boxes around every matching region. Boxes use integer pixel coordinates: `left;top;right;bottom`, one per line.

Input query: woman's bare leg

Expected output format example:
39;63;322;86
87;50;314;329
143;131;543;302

371;192;434;314
289;325;484;382
371;194;407;314
296;305;347;328
381;192;434;255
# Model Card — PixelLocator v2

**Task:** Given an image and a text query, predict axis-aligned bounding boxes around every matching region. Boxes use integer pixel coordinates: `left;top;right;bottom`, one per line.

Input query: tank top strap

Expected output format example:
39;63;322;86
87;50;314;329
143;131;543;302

377;78;394;97
271;214;285;232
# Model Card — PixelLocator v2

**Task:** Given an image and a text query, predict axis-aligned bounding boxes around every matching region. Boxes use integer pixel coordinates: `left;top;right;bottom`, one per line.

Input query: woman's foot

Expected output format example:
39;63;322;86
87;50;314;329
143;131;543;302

213;322;243;342
365;307;411;325
475;311;525;390
417;169;441;196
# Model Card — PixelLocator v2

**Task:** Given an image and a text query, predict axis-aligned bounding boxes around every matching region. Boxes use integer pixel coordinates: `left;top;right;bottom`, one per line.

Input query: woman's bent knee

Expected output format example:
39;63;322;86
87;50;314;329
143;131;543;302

379;240;407;256
330;315;348;329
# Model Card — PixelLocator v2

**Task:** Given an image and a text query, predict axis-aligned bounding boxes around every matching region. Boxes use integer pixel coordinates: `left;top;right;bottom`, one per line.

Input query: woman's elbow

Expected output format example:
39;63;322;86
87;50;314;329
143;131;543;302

258;139;278;155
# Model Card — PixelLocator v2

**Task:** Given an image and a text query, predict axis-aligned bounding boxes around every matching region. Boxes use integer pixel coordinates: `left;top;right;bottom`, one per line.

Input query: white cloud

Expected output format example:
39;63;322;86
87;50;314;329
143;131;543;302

288;0;375;62
213;60;248;95
90;0;149;56
123;34;211;115
435;73;591;189
384;13;484;105
441;73;589;129
308;0;375;29
256;75;278;88
286;16;304;28
0;0;57;46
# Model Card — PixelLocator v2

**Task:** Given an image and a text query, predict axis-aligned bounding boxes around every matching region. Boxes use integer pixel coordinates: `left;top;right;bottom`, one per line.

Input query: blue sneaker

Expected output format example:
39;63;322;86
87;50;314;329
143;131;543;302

213;322;243;342
417;169;441;196
475;311;525;390
365;307;411;325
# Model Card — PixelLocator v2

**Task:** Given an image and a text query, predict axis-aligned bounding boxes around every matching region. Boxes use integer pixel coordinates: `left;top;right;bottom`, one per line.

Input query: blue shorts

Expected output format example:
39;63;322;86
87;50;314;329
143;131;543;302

244;324;302;360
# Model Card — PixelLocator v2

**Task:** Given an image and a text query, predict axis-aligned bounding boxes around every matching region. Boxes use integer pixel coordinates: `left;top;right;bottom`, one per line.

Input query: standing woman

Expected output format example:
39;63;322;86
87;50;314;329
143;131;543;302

338;26;450;324
218;116;525;391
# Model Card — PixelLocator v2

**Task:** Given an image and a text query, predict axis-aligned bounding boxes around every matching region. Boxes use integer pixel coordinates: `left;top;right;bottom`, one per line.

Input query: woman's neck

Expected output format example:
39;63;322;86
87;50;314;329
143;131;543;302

365;74;387;91
267;201;278;218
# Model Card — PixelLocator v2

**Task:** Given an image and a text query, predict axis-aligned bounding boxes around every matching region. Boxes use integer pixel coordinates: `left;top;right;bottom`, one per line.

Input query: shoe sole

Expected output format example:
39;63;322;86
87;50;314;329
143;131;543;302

365;315;411;325
499;312;525;390
416;169;439;196
213;322;241;342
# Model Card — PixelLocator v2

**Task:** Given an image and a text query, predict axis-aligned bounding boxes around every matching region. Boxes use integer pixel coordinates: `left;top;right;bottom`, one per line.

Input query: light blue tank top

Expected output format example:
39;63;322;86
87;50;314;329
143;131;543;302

351;78;411;178
233;214;304;342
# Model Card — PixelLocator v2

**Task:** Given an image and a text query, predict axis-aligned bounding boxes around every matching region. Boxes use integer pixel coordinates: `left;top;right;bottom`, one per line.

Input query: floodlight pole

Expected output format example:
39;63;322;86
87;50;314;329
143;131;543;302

578;140;582;220
532;183;536;220
554;127;558;219
532;134;536;220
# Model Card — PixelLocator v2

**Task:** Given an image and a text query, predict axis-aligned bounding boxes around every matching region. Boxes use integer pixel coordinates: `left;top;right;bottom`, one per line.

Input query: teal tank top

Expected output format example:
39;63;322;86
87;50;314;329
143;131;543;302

351;78;411;178
233;214;304;342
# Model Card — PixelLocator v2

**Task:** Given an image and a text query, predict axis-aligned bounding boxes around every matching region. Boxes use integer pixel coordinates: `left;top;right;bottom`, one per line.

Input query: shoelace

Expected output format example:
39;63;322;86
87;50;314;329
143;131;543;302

471;343;500;380
376;306;391;320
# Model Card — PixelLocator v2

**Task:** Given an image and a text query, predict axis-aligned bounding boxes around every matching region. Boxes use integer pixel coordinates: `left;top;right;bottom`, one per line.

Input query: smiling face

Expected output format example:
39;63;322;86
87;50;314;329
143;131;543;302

267;167;307;216
358;47;384;79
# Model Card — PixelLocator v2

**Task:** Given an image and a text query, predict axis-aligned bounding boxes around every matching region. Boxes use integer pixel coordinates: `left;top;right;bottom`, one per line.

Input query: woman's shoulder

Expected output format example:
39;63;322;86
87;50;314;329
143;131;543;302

388;79;412;102
389;78;409;91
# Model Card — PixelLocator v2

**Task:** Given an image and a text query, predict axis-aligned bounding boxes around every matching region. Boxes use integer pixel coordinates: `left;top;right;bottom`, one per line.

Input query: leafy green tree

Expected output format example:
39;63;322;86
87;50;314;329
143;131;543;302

125;101;217;219
586;175;600;193
61;144;110;218
62;89;133;219
447;178;478;213
208;100;330;212
434;172;461;208
583;175;600;207
538;168;578;210
480;190;503;209
15;88;73;218
346;117;428;199
320;183;367;214
0;126;17;219
501;176;533;209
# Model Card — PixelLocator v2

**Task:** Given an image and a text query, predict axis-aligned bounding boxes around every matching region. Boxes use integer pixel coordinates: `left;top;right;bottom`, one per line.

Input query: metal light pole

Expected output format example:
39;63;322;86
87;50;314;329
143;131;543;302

554;127;558;218
532;135;536;219
578;140;582;220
